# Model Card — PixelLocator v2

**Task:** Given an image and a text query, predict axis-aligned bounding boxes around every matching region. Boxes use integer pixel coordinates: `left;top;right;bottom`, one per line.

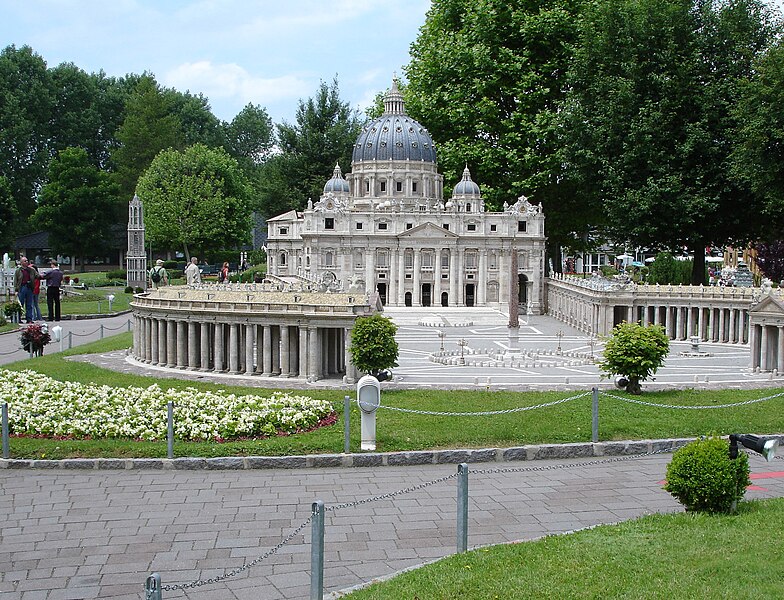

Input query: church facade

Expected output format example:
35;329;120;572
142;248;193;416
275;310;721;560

266;80;546;311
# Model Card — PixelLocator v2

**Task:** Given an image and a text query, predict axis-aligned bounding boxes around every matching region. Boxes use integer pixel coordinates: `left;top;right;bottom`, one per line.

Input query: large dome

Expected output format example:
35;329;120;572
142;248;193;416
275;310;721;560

352;79;437;164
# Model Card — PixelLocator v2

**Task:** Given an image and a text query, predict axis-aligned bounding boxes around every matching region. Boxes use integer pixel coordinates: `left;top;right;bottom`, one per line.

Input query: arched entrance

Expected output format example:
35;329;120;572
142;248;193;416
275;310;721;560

377;282;387;305
518;274;528;306
421;283;431;307
405;291;412;307
441;291;449;307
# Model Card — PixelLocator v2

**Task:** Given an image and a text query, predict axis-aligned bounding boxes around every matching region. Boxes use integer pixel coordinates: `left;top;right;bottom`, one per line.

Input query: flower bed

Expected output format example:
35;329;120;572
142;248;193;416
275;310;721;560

0;370;334;441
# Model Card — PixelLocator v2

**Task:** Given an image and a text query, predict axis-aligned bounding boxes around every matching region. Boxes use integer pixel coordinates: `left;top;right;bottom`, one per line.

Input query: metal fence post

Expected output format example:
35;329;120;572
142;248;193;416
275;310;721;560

67;331;72;349
310;500;325;600
100;324;104;339
167;401;174;460
343;395;350;454
144;573;162;600
2;402;9;459
127;318;132;332
592;387;599;443
457;463;468;553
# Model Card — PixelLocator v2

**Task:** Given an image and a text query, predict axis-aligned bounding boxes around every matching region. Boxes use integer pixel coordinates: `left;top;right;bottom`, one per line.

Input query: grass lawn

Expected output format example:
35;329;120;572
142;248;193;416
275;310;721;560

59;287;134;315
2;332;783;459
341;498;784;599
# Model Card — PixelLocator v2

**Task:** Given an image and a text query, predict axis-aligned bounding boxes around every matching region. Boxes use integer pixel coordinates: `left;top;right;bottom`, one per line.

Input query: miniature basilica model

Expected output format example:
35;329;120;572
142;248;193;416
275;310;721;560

266;79;546;312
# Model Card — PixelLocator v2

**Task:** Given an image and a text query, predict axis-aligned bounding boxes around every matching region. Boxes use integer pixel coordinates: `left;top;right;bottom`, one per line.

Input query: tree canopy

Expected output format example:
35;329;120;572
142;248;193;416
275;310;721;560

34;147;120;270
348;314;400;376
135;144;253;260
599;322;670;394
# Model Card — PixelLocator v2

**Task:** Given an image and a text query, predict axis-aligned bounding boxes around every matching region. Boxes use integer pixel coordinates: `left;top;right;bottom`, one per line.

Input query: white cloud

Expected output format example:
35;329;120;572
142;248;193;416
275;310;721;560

163;61;311;106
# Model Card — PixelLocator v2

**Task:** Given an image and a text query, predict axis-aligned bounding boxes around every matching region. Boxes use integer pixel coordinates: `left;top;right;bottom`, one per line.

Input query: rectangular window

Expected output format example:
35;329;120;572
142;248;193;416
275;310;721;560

518;221;527;232
406;223;413;230
324;218;334;230
356;222;363;230
466;253;477;268
422;252;432;268
377;252;388;267
490;224;497;232
378;222;388;230
412;182;418;193
365;180;370;192
380;181;386;192
441;253;449;268
405;253;413;268
396;181;403;192
467;223;476;232
442;223;449;231
279;227;288;235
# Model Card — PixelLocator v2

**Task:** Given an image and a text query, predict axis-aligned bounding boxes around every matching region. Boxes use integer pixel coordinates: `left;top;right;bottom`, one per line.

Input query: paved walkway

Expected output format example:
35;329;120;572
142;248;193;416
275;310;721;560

2;455;783;599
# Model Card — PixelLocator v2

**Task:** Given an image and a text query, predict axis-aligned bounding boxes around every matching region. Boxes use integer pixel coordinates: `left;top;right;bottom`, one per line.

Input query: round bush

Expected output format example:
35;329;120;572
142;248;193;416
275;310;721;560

665;436;750;513
124;286;134;294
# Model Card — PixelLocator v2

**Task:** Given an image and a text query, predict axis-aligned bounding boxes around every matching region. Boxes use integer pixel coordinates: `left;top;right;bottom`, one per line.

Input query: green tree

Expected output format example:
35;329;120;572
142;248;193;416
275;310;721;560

348;314;399;376
135;144;253;260
561;0;777;284
164;89;224;148
112;75;184;201
0;176;18;249
599;322;669;394
223;103;275;168
732;39;784;231
257;78;361;218
34;147;120;271
404;0;590;262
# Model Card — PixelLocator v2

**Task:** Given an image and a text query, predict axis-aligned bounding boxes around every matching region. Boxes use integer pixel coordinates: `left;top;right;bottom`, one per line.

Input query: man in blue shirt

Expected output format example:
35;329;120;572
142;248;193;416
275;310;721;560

43;261;64;321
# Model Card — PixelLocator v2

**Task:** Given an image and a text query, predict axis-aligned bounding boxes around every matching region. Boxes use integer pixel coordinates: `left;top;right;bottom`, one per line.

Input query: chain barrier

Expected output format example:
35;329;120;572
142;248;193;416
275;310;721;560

161;514;313;592
326;471;460;512
0;347;23;356
377;391;591;417
70;328;100;337
103;322;130;331
599;389;784;410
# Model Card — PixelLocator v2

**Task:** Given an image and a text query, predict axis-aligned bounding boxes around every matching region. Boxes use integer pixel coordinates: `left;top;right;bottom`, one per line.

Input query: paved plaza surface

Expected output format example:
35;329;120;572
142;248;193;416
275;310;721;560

2;307;784;598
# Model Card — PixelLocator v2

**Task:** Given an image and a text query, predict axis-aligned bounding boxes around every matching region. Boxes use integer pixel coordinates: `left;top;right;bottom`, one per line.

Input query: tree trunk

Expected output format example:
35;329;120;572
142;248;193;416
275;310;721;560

628;377;642;395
692;246;706;285
183;243;190;263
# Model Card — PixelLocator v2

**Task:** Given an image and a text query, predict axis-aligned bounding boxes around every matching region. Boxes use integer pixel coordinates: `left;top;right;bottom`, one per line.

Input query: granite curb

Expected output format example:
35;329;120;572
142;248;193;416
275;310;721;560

0;437;703;470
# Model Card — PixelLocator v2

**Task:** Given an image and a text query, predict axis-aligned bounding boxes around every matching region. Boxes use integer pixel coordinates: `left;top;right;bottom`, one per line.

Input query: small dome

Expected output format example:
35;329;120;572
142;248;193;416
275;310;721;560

453;166;480;196
352;77;437;164
323;163;350;194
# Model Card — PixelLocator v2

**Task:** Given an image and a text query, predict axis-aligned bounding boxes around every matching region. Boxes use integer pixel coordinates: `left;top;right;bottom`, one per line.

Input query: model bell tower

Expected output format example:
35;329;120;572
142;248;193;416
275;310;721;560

126;194;147;290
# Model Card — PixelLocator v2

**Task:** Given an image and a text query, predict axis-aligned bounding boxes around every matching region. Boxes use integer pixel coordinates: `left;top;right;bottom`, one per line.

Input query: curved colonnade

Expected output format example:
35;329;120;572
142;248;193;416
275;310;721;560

131;286;378;382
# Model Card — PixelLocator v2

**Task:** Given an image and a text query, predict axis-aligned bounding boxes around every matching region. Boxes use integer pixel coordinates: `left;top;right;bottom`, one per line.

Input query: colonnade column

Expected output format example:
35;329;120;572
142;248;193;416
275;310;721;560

365;250;376;295
214;323;225;372
718;308;726;343
148;319;157;363
262;325;272;376
750;324;760;370
200;322;211;370
308;327;320;380
760;325;770;371
728;310;737;344
245;324;255;375
158;319;166;365
188;321;199;370
344;326;356;383
228;323;240;373
280;325;290;377
271;326;280;375
166;320;177;368
299;326;308;378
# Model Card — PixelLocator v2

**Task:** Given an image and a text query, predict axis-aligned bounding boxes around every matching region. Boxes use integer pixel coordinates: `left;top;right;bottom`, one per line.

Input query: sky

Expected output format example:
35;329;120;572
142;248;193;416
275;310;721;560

0;0;432;124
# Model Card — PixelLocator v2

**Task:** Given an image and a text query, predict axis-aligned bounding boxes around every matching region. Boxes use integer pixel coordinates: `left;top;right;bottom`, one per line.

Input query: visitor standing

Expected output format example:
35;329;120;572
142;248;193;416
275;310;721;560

13;256;37;323
43;261;63;321
184;257;201;285
149;259;168;289
219;261;229;283
30;262;42;321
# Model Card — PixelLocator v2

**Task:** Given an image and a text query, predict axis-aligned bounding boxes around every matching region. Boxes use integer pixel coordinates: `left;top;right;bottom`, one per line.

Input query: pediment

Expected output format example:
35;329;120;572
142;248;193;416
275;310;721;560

267;210;299;223
749;293;784;316
398;222;458;239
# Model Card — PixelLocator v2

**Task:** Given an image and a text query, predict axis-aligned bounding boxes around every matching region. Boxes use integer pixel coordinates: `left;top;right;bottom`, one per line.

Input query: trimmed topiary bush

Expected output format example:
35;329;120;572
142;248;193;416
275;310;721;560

124;286;134;294
665;436;750;513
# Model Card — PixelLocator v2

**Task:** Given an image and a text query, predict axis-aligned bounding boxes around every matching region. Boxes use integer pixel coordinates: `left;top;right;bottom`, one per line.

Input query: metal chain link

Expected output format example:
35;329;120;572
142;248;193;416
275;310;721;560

161;514;314;591
0;348;23;356
103;321;131;331
599;389;784;410
70;329;100;337
377;391;591;417
326;471;460;512
470;447;675;476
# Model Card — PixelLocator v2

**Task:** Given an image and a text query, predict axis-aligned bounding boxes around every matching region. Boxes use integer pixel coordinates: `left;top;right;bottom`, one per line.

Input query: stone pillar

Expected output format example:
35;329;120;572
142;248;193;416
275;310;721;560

456;249;464;306
200;322;210;370
397;248;406;305
299;326;308;378
478;250;487;305
157;319;167;365
653;305;660;326
214;323;225;372
262;325;272;376
708;308;716;342
308;327;320;380
344;327;356;383
750;323;760;370
245;323;255;375
450;248;458;306
175;321;186;368
434;250;442;307
365;250;375;295
228;323;240;373
280;325;290;377
740;310;749;344
761;324;770;371
166;320;177;368
389;249;398;306
289;326;299;376
413;249;421;306
728;309;737;344
188;321;199;370
271;326;281;375
143;318;152;363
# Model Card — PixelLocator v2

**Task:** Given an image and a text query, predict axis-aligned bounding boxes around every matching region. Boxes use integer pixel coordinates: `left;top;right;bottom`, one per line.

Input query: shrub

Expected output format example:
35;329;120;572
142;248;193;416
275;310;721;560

3;302;22;319
349;314;399;376
124;286;134;294
163;260;179;270
106;268;127;281
665;436;750;513
239;266;266;283
0;315;7;327
135;286;144;294
598;322;669;394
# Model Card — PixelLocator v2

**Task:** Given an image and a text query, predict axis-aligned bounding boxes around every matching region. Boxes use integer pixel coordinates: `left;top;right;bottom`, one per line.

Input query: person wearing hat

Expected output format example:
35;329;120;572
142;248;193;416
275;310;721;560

148;259;169;289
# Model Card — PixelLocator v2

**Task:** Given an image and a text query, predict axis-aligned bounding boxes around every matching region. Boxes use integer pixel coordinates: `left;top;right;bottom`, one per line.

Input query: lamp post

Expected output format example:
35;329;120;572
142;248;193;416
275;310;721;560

457;338;468;365
556;330;564;355
436;329;446;352
107;294;115;313
589;335;597;359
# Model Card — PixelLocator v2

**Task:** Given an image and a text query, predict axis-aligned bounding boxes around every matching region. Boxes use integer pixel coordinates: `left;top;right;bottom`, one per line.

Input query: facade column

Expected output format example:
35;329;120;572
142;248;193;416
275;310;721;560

228;323;240;373
434;250;443;307
308;327;320;380
498;250;508;305
200;322;210;370
749;323;760;370
397;248;406;305
214;323;225;372
166;320;177;368
280;325;290;377
299;326;308;378
478;250;487;305
188;321;199;370
413;249;421;306
271;326;280;375
777;325;784;373
365;249;376;295
245;323;255;375
262;325;272;376
389;249;398;306
450;248;458;306
653;305;660;326
760;324;770;371
456;249;464;306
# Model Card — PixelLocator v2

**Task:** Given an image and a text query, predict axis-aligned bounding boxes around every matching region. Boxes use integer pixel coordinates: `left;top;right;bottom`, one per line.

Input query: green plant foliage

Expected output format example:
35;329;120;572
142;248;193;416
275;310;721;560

124;286;133;294
599;322;669;394
348;314;399;376
105;268;127;280
665;436;750;513
3;302;22;318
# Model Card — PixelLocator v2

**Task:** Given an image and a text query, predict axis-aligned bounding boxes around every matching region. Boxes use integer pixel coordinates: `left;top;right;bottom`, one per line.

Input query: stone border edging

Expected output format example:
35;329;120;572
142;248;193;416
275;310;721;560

0;437;710;470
